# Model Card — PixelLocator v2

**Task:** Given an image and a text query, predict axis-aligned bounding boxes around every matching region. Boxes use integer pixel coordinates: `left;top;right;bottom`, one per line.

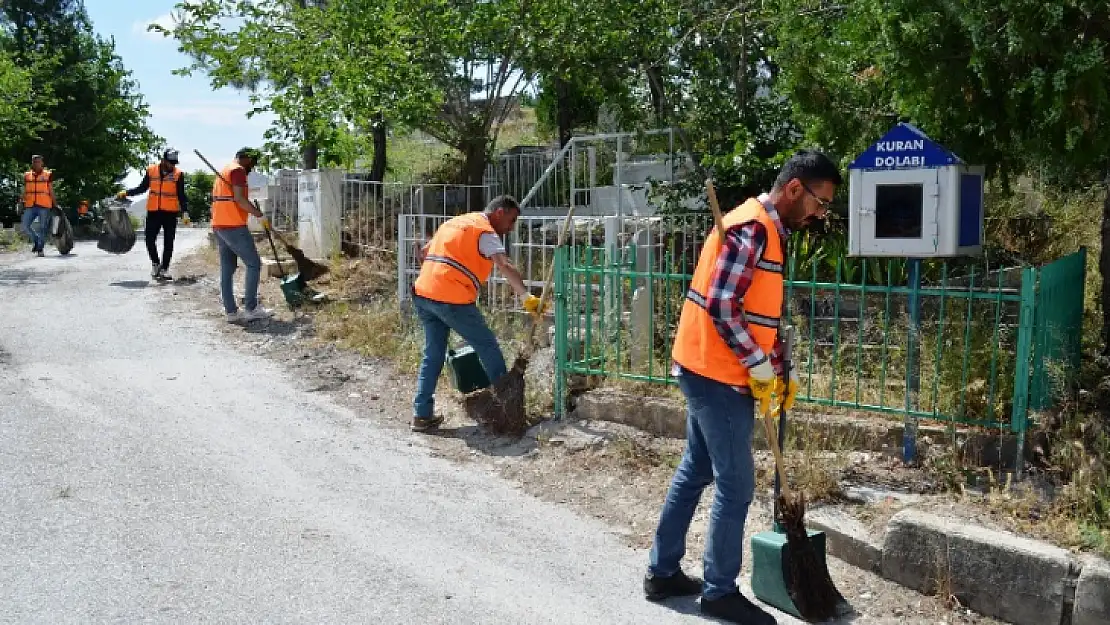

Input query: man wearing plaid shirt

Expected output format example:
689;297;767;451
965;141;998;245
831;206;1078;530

643;150;842;624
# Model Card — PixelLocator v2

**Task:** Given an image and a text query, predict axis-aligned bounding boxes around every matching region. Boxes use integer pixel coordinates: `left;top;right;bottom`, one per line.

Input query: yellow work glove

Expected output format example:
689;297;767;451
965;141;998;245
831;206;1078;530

116;191;127;200
775;368;800;412
748;359;776;411
522;294;549;316
182;214;191;226
260;217;272;231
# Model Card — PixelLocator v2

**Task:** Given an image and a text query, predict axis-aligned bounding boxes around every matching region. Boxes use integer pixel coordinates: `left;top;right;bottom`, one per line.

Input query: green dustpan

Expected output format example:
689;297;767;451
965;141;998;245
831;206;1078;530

264;224;304;311
750;326;851;621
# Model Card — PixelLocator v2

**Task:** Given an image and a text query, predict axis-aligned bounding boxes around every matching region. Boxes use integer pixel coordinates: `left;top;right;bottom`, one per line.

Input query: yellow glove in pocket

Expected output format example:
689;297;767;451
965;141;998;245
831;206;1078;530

748;359;776;407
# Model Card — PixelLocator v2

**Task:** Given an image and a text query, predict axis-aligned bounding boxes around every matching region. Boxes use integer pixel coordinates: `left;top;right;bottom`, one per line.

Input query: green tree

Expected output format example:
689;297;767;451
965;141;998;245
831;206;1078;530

523;0;668;146
771;0;1110;353
184;169;215;222
1;0;160;215
0;42;53;225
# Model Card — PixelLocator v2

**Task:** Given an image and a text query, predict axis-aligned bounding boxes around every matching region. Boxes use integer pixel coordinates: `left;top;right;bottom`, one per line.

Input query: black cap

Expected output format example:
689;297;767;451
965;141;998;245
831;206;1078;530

235;147;261;161
162;149;179;163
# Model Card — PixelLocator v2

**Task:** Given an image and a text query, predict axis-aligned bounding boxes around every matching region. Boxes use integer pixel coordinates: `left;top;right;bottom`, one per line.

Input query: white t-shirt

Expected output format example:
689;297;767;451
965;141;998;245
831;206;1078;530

477;215;506;258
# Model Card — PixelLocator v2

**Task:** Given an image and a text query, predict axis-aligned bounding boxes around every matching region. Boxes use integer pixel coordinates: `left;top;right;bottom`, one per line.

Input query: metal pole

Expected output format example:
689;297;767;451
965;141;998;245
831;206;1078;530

904;258;923;464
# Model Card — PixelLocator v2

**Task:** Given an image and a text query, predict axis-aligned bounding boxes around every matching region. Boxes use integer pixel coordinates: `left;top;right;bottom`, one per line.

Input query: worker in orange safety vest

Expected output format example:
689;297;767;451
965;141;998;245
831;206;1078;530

118;149;190;281
409;194;545;432
21;154;56;257
642;150;842;625
208;147;273;324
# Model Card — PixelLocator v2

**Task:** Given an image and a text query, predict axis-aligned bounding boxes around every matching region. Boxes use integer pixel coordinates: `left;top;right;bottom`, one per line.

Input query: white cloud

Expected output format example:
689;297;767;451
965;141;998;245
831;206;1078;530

132;12;179;41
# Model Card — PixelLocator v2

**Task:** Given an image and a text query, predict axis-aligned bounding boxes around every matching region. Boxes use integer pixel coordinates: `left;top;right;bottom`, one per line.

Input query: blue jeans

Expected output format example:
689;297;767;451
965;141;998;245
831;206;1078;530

23;207;50;249
213;226;262;314
412;294;507;419
648;367;757;600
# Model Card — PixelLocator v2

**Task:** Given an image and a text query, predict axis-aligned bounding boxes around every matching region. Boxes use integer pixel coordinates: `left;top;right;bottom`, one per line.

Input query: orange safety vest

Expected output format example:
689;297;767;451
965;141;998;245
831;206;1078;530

146;163;181;212
210;164;249;228
671;197;785;388
23;169;52;208
413;212;498;305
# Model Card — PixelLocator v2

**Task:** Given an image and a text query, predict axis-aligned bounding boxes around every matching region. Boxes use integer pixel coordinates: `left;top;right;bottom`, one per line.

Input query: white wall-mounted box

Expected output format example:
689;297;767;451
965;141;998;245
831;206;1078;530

848;122;984;258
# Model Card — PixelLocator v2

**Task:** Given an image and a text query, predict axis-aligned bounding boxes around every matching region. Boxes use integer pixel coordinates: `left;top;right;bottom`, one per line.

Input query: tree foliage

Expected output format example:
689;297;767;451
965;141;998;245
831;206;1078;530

0;0;160;223
184;169;215;222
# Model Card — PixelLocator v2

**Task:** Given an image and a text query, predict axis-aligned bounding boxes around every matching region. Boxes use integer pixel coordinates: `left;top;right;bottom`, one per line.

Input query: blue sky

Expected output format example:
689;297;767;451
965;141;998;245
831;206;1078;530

85;1;275;188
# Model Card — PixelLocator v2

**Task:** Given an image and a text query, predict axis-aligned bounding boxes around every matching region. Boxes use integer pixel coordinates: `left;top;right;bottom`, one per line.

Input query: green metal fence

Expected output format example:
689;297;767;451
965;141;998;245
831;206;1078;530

553;241;1087;443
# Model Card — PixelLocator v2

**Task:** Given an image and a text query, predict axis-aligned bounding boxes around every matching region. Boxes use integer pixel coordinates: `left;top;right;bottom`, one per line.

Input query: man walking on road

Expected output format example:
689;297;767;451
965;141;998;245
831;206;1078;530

210;147;272;323
21;154;55;257
643;150;842;624
409;195;544;432
118;149;189;281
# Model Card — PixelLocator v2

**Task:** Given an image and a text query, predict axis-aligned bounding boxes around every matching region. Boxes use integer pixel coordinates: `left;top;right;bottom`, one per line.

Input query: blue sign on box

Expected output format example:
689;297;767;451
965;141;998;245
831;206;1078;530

849;122;963;171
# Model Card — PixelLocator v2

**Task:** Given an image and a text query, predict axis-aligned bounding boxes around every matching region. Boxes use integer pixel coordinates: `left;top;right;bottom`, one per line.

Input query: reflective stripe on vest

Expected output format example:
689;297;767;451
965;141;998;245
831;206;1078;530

210;164;249;228
412;212;498;305
23;170;51;208
146;163;180;212
670;196;785;387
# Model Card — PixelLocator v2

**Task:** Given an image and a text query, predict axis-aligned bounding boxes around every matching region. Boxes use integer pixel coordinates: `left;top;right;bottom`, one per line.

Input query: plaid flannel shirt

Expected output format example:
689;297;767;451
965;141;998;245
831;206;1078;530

672;194;790;391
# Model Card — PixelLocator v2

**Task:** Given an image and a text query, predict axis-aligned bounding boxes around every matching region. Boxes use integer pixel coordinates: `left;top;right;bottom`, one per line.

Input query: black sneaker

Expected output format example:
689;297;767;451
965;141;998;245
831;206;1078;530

36;249;44;257
157;266;172;281
644;569;703;602
700;591;777;625
411;415;444;432
151;263;161;279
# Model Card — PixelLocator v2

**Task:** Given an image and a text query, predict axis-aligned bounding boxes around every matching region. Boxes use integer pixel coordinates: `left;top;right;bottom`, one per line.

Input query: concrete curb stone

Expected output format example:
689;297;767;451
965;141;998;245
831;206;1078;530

880;510;1075;625
1073;555;1110;625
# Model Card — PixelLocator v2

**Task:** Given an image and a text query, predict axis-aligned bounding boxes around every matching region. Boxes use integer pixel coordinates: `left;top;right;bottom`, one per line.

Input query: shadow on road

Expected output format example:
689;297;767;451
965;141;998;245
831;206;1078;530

110;280;151;289
0;269;46;286
433;424;540;458
241;317;306;337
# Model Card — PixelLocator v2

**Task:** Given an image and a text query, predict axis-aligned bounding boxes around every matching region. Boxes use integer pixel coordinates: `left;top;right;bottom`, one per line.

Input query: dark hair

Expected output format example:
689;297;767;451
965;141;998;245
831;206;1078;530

486;194;520;213
235;147;261;161
773;149;843;190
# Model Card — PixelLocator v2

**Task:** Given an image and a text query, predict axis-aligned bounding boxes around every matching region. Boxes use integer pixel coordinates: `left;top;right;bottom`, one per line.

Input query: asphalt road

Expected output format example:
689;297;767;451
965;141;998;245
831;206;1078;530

0;231;805;624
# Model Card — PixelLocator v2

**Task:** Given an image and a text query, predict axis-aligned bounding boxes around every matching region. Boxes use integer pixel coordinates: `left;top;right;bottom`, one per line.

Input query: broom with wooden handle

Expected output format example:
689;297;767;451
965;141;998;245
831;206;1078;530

194;149;329;282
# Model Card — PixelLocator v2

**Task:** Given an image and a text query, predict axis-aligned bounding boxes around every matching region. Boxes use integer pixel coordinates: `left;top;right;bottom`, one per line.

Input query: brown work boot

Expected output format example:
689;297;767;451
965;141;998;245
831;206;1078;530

411;415;444;433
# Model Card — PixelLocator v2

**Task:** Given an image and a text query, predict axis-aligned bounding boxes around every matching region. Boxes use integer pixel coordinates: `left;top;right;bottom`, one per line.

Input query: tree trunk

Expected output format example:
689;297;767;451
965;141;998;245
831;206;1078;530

462;138;489;213
1101;179;1110;356
646;65;666;120
301;75;319;169
370;114;387;183
555;76;573;148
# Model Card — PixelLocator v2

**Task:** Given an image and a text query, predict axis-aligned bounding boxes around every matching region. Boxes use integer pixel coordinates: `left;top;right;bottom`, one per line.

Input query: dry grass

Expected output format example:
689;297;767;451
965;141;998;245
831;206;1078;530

315;298;424;374
0;228;23;252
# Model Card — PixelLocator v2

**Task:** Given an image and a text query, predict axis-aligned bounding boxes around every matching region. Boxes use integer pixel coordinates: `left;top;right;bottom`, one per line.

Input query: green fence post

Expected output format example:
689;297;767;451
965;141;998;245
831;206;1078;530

1011;266;1037;477
554;245;568;419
